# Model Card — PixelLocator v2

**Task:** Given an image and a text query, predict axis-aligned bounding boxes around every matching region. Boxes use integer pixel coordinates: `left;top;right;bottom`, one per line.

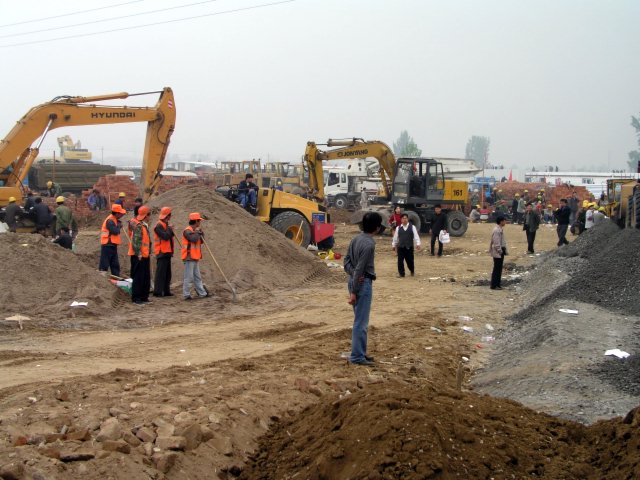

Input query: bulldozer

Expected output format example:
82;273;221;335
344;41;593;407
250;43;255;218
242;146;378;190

605;178;640;228
305;138;470;236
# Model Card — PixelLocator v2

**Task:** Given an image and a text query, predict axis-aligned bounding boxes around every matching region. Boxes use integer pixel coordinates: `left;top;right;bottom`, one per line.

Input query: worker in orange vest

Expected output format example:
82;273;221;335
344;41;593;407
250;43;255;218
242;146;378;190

182;212;209;300
130;205;152;305
153;207;175;297
99;204;126;277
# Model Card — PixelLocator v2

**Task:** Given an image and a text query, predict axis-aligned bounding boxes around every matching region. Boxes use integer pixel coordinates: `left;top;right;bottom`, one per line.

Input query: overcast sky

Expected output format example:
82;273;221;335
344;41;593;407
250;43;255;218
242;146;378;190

1;0;638;171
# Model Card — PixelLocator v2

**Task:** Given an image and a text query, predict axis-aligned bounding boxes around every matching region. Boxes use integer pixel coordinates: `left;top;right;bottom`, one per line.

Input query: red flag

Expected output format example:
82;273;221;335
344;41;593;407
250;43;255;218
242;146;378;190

508;169;513;181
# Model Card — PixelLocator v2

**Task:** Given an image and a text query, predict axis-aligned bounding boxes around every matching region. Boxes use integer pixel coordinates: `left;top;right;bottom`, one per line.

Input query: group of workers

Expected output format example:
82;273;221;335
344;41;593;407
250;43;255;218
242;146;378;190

99;203;210;304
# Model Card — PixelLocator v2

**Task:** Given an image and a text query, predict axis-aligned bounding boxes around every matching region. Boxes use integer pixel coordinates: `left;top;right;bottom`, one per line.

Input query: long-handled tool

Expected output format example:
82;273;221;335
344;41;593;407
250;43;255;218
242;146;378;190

201;238;237;301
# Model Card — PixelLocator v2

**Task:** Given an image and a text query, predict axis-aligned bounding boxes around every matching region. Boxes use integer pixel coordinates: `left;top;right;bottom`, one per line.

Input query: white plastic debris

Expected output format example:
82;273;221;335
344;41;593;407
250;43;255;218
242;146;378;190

430;326;442;333
605;349;630;359
462;326;474;333
461;356;469;362
485;323;494;331
70;301;88;307
481;336;495;342
559;308;579;315
458;315;473;322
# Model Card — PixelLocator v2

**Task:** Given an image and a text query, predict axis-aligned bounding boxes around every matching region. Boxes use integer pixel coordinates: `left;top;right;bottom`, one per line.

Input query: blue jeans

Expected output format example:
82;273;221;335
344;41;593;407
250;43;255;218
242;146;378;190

238;189;257;208
183;260;207;298
348;277;373;363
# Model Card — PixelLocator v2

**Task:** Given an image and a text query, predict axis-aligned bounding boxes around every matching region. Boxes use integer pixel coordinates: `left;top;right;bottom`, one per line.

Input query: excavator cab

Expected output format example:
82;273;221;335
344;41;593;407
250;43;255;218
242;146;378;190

392;158;445;205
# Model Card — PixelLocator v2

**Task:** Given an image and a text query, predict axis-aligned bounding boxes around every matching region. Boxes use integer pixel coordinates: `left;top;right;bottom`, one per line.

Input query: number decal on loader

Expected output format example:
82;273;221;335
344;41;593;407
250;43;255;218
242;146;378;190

453;189;463;197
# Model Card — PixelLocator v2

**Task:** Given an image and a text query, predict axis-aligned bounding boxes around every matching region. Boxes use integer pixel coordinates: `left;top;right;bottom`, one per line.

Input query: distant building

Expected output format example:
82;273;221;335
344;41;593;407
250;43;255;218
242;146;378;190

525;171;636;196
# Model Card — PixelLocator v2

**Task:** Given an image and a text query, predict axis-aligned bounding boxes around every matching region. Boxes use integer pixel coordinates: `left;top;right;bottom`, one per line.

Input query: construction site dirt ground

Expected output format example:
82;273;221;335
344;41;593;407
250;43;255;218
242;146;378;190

0;198;638;479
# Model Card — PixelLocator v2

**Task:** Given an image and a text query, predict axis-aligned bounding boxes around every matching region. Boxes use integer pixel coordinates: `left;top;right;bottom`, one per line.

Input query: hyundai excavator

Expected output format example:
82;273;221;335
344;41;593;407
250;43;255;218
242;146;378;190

0;88;176;209
304;138;469;236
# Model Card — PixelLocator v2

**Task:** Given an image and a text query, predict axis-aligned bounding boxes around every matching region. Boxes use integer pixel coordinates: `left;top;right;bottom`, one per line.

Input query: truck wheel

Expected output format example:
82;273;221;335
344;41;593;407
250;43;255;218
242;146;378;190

447;210;468;237
271;211;311;247
334;195;348;209
406;211;421;232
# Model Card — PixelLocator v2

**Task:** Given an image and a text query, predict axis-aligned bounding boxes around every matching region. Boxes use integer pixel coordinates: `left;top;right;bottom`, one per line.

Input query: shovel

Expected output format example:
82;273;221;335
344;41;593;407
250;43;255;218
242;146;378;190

201;238;238;301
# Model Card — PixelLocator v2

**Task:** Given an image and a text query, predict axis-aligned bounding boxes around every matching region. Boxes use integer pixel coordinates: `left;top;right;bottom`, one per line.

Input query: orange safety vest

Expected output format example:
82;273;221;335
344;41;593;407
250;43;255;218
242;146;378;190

100;214;121;246
153;220;174;255
181;226;202;261
128;219;151;257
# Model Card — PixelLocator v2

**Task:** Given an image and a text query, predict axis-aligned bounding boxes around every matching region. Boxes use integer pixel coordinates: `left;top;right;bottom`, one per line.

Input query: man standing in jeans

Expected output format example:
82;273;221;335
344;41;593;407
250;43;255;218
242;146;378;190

489;216;508;290
343;212;382;366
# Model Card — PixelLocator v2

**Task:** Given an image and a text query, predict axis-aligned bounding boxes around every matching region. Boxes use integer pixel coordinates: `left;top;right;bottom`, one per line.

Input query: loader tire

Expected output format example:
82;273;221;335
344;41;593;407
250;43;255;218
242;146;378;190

447;210;468;237
271;211;311;247
406;211;421;232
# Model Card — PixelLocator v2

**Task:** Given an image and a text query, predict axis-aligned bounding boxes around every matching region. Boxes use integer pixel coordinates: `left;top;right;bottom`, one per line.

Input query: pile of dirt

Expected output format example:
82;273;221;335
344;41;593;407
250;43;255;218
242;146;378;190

242;381;640;479
0;233;121;324
473;221;640;423
144;186;333;294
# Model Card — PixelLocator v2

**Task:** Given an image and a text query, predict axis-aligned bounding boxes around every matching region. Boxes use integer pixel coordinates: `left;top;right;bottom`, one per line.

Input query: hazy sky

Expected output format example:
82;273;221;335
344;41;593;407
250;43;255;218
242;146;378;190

1;0;639;171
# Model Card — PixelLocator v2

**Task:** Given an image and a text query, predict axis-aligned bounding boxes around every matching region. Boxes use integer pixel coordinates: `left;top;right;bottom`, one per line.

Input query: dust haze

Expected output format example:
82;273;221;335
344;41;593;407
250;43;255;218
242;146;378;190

1;0;638;171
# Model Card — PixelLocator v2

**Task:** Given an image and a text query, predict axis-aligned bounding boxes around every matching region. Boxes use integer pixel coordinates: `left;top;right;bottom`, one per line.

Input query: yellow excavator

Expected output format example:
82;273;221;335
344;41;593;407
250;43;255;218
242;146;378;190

0;87;176;207
304;138;470;236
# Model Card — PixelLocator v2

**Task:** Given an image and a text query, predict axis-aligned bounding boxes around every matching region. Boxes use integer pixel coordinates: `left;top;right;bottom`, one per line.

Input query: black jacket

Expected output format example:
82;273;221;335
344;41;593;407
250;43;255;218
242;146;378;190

554;206;571;225
431;213;447;235
33;203;52;227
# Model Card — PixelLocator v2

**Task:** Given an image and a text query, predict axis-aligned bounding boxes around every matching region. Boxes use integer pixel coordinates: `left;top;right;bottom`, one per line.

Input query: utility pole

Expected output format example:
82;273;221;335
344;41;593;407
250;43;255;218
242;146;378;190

101;147;104;165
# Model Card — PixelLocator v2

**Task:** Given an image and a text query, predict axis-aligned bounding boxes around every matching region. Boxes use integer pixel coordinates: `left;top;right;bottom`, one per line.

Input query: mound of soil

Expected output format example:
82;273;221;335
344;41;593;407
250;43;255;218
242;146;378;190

0;233;119;323
144;186;331;294
242;381;640;479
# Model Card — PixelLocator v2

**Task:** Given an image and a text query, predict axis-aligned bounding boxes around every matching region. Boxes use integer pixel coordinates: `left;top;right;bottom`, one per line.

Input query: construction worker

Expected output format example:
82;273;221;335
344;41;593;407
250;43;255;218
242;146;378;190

489;216;508;290
568;191;579;228
130;206;152;305
469;204;481;223
23;192;35;212
430;205;447;257
182;212;209;300
238;174;258;211
523;189;530;202
46;180;62;197
554;199;571;246
4;196;20;232
593;206;607;225
153;207;175;297
33;197;53;236
275;180;284;191
53;227;73;250
511;194;520;224
360;187;369;209
585;203;596;230
115;192;126;207
54;196;77;237
99;204;126;277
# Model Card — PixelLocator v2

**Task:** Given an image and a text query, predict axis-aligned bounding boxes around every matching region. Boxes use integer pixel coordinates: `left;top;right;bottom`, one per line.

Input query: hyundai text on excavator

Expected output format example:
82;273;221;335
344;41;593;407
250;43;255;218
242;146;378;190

0;88;176;209
304;138;470;236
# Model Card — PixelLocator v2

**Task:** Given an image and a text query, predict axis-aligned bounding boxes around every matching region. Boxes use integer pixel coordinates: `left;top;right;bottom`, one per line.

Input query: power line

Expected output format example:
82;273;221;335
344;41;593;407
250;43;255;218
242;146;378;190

0;0;225;39
0;0;145;29
0;0;296;48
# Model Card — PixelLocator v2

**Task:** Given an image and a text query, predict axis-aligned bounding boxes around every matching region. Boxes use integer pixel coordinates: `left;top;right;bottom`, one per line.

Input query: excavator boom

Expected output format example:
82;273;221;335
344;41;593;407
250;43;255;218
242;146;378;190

0;88;175;205
304;138;395;202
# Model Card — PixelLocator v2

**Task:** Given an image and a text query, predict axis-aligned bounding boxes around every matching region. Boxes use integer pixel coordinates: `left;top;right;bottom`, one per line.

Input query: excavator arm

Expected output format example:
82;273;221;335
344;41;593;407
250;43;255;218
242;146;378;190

304;138;396;202
0;88;175;205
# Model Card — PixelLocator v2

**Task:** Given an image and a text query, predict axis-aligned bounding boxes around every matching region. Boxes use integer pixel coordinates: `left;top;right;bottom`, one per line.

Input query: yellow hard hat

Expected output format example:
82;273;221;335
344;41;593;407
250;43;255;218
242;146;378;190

475;204;481;208
515;193;520;197
56;196;65;203
598;206;605;212
498;189;502;192
118;192;126;198
524;189;528;192
8;196;16;202
589;202;597;208
582;200;589;207
47;181;53;187
547;204;552;207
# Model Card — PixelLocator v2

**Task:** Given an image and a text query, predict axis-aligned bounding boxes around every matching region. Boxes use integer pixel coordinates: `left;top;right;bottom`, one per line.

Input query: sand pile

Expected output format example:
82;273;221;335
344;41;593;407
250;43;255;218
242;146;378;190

0;233;118;323
242;381;640;479
145;186;330;294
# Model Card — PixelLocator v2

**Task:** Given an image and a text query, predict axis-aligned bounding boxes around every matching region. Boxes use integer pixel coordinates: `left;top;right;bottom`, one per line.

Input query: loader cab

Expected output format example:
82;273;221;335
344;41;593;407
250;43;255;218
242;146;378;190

391;158;445;204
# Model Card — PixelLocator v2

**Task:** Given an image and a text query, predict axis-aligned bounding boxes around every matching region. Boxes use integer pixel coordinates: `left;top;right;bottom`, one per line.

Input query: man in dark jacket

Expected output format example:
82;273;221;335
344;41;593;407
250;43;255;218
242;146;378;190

33;197;52;236
23;192;36;212
554;198;571;246
3;196;21;232
523;203;541;254
238;173;258;210
153;207;175;297
511;195;520;224
567;191;579;227
430;205;447;257
53;227;73;250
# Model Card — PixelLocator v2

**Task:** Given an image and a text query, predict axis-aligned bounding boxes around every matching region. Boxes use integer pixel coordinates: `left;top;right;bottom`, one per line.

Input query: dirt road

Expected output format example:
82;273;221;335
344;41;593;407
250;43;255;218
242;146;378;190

0;218;637;479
